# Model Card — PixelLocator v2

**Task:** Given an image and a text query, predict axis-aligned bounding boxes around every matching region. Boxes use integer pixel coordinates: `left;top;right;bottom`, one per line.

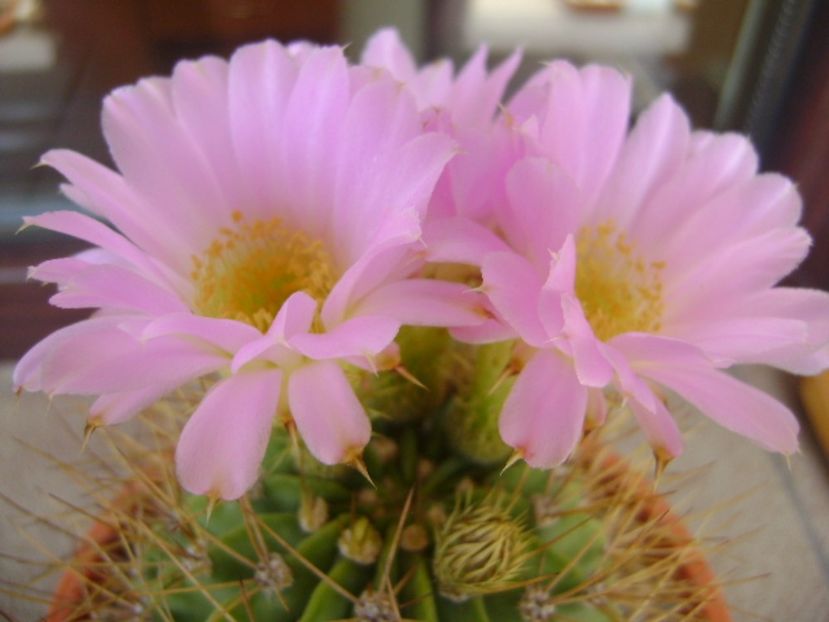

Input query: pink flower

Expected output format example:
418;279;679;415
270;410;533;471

361;30;532;346
467;62;829;467
362;28;524;227
13;41;483;499
361;27;520;128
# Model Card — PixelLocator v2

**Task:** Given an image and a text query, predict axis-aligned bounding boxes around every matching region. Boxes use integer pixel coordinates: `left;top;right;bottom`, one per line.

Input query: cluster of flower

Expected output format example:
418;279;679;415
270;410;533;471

14;29;829;501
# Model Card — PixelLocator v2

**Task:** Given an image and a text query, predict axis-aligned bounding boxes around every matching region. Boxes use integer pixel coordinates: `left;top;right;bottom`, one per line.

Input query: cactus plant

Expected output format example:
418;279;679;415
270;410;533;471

40;331;728;622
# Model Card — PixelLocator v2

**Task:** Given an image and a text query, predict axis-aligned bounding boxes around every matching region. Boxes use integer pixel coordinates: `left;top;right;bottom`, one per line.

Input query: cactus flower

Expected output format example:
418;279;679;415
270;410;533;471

475;63;829;466
13;40;486;499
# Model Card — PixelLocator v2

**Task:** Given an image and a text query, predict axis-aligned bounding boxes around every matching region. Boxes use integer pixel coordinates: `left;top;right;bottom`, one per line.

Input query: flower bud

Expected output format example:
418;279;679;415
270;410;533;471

433;496;530;600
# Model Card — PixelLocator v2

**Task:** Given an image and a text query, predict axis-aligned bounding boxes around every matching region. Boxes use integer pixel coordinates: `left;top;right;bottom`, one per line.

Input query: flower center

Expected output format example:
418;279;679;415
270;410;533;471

191;211;336;332
574;222;664;342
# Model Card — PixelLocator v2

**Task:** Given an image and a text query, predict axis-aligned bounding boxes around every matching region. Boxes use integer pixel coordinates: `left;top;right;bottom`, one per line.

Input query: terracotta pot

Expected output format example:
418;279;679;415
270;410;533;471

595;453;731;622
48;457;732;621
47;483;147;622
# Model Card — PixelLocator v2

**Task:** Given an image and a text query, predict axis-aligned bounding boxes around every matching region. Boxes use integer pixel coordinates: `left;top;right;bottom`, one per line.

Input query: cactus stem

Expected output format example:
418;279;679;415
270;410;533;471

135;516;236;620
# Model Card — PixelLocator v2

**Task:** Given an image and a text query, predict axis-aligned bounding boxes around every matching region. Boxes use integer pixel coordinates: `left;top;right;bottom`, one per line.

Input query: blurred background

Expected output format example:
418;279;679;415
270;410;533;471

0;0;826;359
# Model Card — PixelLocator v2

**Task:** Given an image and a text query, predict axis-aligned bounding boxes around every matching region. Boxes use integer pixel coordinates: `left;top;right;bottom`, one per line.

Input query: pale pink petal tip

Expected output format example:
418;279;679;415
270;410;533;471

176;369;282;500
287;360;371;465
499;350;588;468
646;364;799;455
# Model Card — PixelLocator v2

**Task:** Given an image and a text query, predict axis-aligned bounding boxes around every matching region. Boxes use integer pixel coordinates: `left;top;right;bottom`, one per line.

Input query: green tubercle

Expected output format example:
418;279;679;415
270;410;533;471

443;340;516;464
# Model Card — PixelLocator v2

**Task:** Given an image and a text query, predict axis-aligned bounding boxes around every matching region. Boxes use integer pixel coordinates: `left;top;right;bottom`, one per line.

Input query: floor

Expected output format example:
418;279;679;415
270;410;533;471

1;362;828;621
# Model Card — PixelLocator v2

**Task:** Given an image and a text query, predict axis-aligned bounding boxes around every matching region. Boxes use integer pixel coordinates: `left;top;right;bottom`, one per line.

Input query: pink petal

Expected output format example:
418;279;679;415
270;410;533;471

267;291;318;341
436;123;525;223
342;132;455;260
31;258;187;315
15;318;227;395
421;217;510;265
360;28;418;83
725;287;829;374
536;236;577;339
228;40;297;214
413;60;454;109
631;131;759;245
502;157;581;268
90;367;206;425
14;317;116;392
353;279;485;327
646;364;799;454
40;150;185;271
665;227;812;316
592;94;690;228
446;45;490;124
450;317;517;344
560;294;613;387
537;62;631;208
499;349;588;468
287;361;371;464
278;46;349;233
360;28;454;111
143;314;261;354
665;316;807;366
289;315;400;360
23;211;165;283
585;389;608;427
481;251;548;347
176;369;282;499
658;173;803;272
230;292;317;372
336;74;420;193
102;77;227;245
610;333;713;369
322;243;414;328
171;56;248;211
451;46;522;126
90;386;172;426
543;234;577;294
600;342;658;412
628;392;684;459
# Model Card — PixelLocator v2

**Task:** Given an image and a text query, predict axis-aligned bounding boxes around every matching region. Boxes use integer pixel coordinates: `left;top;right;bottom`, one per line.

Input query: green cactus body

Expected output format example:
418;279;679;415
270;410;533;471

54;329;722;621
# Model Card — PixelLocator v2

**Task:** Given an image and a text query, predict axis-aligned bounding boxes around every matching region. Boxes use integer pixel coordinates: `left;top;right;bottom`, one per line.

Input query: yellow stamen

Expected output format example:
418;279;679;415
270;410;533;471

575;221;665;341
191;212;335;332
